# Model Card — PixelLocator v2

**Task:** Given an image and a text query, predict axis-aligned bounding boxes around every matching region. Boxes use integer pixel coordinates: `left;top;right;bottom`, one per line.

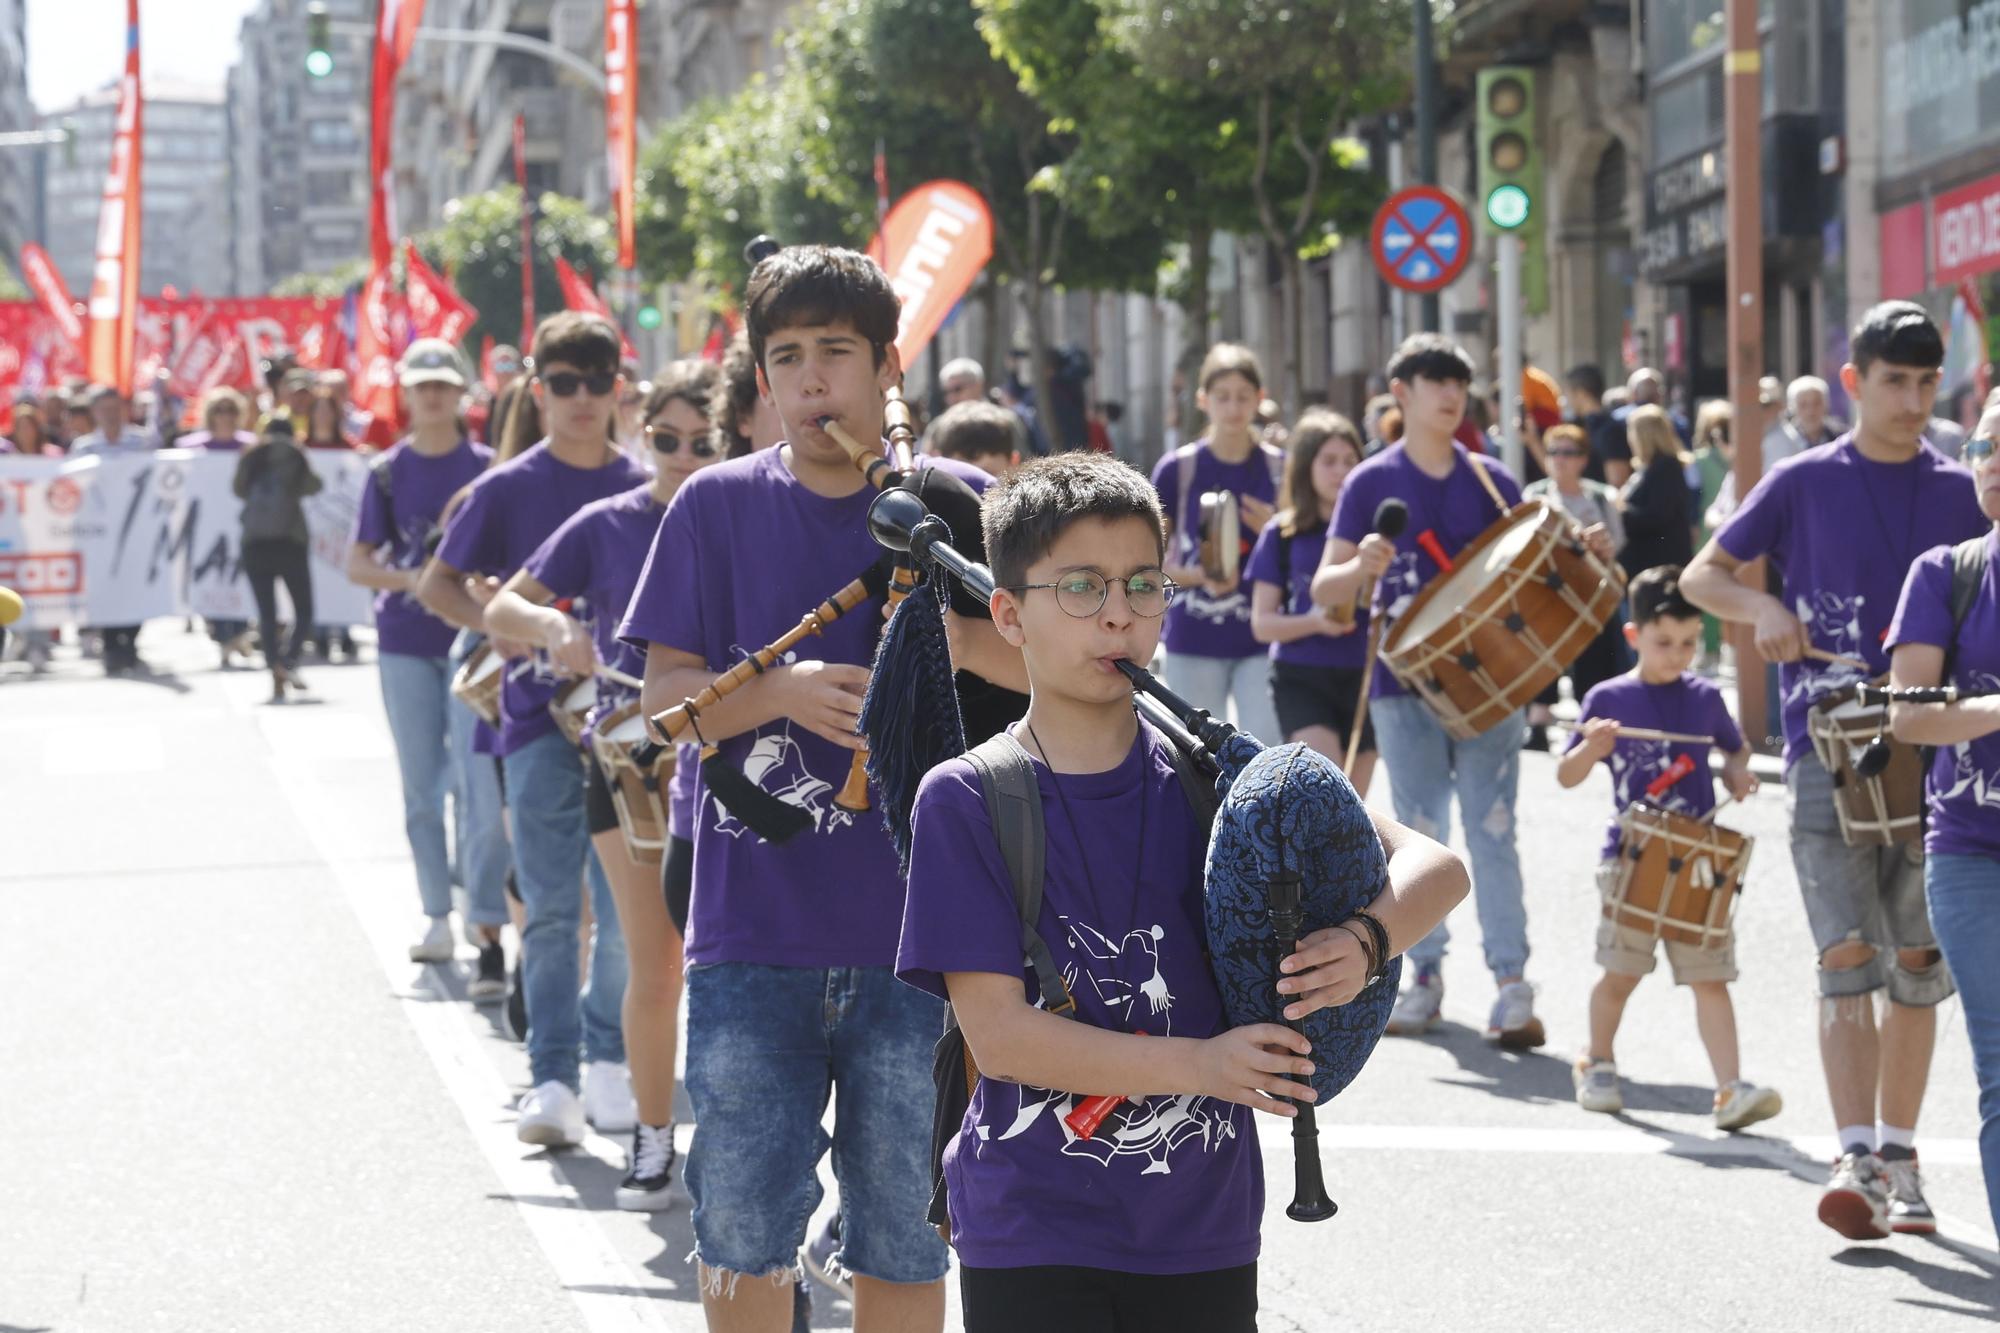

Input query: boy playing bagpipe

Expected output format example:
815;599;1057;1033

1556;566;1780;1130
897;453;1467;1332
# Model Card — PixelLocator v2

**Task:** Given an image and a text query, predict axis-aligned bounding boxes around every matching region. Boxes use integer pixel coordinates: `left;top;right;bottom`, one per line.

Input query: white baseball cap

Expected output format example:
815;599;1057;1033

398;339;468;388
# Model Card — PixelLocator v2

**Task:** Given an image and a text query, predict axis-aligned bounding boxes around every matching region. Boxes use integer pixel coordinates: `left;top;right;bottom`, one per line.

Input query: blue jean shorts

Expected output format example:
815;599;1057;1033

683;962;950;1285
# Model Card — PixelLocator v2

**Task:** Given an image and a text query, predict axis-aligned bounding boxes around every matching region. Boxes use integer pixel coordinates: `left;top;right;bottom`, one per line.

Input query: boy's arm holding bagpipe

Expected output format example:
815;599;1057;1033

641;641;872;753
1888;642;2000;747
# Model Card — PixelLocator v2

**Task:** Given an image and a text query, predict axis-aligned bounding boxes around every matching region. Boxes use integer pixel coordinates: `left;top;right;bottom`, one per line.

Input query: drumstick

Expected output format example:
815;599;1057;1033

1345;618;1385;772
1553;721;1715;745
1804;646;1871;671
1699;796;1736;826
594;664;644;690
1465;453;1513;517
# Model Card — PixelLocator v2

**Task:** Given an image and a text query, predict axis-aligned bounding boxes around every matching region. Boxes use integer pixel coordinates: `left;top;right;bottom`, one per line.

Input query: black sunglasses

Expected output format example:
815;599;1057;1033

647;422;717;458
540;371;617;398
1546;448;1588;459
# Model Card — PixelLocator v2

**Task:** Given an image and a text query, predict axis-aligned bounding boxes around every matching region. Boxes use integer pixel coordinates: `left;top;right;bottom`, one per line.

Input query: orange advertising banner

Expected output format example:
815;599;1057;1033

874;180;993;368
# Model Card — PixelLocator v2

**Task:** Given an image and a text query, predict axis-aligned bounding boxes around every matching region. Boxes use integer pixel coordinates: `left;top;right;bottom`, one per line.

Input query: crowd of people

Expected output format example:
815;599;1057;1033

6;248;1997;1329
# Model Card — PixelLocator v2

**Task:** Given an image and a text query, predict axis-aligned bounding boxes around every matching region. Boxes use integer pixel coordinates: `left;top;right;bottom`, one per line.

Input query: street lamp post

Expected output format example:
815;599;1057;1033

326;19;607;92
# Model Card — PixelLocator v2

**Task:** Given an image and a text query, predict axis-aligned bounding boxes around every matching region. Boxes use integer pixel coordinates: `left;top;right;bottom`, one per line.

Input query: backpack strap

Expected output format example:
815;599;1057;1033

368;448;399;549
1944;535;1990;679
964;733;1073;1017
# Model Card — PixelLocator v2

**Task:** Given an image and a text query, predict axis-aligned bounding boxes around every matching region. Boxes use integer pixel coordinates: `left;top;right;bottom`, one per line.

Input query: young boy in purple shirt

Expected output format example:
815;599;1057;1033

1684;300;1988;1240
418;312;647;1150
345;338;507;987
622;246;1002;1333
1312;334;1618;1047
898;452;1467;1332
1556;566;1778;1129
1886;416;2000;1236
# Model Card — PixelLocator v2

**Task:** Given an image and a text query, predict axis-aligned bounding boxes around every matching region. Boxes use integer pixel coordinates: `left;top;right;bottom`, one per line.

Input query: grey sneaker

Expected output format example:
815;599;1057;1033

1882;1149;1936;1235
1384;967;1442;1036
1712;1080;1782;1132
1818;1151;1890;1241
1486;980;1546;1049
1573;1058;1623;1114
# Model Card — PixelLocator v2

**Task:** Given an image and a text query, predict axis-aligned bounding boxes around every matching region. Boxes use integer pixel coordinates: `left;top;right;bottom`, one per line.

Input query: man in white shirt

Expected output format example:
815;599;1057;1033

69;386;157;673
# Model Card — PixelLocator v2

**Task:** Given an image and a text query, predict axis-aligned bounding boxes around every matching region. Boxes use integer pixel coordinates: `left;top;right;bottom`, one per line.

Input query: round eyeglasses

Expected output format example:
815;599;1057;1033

1002;569;1177;619
1966;435;1997;465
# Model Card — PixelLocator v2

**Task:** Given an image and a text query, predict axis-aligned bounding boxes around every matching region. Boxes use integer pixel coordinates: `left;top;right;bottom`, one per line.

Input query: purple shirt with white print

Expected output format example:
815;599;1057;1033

1567;672;1742;861
617;445;989;968
1243;517;1366;669
1887;529;2000;862
1150;439;1283;660
1716;436;1986;768
351;437;492;659
435;440;646;757
1330;442;1523;700
897;721;1261;1274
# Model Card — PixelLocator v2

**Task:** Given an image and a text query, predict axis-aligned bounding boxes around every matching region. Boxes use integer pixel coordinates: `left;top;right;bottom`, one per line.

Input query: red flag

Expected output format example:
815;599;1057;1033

85;0;143;395
367;0;427;274
873;180;994;368
605;0;638;270
20;243;82;354
354;266;405;431
403;241;478;344
514;113;534;347
553;256;635;358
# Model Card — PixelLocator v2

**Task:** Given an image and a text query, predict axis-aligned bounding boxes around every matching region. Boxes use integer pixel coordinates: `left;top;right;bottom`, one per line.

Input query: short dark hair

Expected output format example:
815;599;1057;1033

1198;342;1263;394
1850;300;1944;377
1565;363;1606;398
927;401;1022;463
1387;333;1475;385
712;332;760;459
529;311;622;376
744;244;899;372
643;358;721;426
984;452;1165;589
1630;565;1698;626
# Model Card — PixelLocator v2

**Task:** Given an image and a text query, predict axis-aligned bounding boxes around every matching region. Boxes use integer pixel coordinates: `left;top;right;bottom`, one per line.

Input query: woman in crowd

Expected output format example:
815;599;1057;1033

183;388;262;666
1618;403;1695;579
1523;423;1630;745
233;415;323;703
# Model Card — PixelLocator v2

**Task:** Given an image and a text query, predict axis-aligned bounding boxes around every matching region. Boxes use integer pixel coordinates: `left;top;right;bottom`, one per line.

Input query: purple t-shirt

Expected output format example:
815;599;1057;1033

1568;672;1743;861
1243;517;1365;669
897;723;1261;1274
1887;529;2000;861
617;446;991;968
1716;436;1987;768
1150;440;1283;660
1330;442;1524;700
521;483;662;746
435;441;647;757
669;744;699;841
352;437;493;659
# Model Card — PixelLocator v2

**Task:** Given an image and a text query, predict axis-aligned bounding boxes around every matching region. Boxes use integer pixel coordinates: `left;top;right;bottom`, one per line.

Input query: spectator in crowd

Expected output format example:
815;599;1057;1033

925;399;1023;479
616;359;648;453
233;415;323;703
1086;399;1122;455
60;397;95;448
1690;400;1735;669
1564;363;1616;483
709;331;781;458
1377;404;1405;447
1619;403;1696;580
300;388;362;663
5;401;57;456
479;344;527;447
1257;396;1288;449
320;368;397;451
1046;342;1093;450
277;367;316;425
1000;347;1053;454
1525;422;1629;745
40;390;74;448
1762;375;1834;466
180;388;260;666
1362;391;1398;455
494;376;545;463
71;386;158;675
940;356;988;407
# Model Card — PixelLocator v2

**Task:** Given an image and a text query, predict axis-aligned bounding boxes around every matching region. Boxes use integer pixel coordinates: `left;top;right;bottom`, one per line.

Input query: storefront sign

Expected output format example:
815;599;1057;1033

1882;0;2000;180
1933;170;2000;287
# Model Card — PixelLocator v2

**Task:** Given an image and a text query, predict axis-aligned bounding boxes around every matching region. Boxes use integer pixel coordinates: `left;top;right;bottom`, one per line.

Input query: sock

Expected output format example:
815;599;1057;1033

1878;1123;1916;1159
1838;1124;1876;1156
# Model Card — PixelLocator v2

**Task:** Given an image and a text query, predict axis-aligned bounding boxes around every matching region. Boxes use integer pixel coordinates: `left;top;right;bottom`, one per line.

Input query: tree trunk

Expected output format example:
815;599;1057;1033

978;274;1004;380
1175;223;1213;448
1285;247;1307;418
1024;196;1059;453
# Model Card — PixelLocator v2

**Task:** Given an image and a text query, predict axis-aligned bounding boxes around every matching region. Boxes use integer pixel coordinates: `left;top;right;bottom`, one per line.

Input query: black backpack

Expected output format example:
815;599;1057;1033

924;728;1218;1238
1916;536;1992;788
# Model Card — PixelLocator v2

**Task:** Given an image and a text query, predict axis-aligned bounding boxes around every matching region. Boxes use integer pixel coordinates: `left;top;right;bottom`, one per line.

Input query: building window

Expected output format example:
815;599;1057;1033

1646;0;1773;77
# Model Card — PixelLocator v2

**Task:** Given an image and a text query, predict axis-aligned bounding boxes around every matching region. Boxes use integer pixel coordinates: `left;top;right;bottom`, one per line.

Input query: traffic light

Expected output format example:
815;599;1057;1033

636;304;663;331
305;3;333;78
1475;67;1538;233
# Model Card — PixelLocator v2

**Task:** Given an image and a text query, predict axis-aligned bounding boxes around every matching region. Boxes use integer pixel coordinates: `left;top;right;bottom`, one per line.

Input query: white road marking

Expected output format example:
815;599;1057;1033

44;723;165;774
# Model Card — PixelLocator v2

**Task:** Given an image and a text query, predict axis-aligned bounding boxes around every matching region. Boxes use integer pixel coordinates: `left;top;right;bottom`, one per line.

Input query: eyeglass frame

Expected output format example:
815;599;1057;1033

538;370;619;398
646;419;718;458
999;569;1180;619
1966;435;1998;464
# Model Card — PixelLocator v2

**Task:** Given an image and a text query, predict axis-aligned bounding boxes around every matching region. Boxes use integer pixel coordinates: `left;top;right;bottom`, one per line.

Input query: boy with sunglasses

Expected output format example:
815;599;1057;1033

419;312;647;1148
623;246;999;1333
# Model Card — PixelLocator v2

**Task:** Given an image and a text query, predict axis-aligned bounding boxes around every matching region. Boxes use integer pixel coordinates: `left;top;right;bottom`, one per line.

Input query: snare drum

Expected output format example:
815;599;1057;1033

450;641;505;727
1807;686;1923;846
1380;502;1624;738
589;702;676;863
551;675;597;749
1196;490;1242;584
1601;802;1754;950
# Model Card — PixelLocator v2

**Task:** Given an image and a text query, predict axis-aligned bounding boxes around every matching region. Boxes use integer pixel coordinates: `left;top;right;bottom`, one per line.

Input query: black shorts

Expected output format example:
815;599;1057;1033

960;1262;1257;1333
662;834;694;936
584;754;620;837
1269;659;1374;753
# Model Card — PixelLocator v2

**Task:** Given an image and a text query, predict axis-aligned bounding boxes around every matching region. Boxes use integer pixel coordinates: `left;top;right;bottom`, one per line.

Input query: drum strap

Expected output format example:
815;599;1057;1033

1920;536;1992;789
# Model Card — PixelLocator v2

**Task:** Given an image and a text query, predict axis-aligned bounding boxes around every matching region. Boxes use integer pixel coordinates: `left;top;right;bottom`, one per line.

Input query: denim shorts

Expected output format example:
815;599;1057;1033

1786;753;1952;1006
682;962;950;1285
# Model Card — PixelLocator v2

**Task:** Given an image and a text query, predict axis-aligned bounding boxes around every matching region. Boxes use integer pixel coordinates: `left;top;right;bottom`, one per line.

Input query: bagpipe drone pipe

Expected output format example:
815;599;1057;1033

861;485;1402;1222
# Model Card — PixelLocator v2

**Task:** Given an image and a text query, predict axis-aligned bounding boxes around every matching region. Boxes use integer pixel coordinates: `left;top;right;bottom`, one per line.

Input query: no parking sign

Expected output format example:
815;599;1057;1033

1370;186;1473;294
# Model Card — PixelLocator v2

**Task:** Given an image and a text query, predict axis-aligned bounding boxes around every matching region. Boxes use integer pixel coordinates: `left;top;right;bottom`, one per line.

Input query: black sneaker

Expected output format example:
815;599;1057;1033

616;1124;679;1210
468;940;506;1002
501;956;527;1042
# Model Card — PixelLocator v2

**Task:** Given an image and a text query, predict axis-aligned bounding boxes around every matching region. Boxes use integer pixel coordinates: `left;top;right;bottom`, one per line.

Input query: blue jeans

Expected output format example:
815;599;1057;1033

503;728;627;1089
379;652;456;920
1162;651;1281;748
1371;696;1530;981
1925;851;2000;1234
683;963;949;1284
445;636;510;927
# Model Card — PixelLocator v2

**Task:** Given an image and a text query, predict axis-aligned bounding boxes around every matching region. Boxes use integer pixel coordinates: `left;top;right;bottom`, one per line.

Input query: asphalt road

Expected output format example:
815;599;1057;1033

2;623;1994;1333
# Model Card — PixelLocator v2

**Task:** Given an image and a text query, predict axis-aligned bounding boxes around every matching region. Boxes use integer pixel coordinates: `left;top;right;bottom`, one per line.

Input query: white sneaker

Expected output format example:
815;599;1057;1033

1384;967;1442;1035
582;1060;638;1134
1818;1150;1890;1241
408;916;455;963
516;1080;586;1148
1573;1058;1623;1114
1486;981;1546;1050
1712;1080;1782;1132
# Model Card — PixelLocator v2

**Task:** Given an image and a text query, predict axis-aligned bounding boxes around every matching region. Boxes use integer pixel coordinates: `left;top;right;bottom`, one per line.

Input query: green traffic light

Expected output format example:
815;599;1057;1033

1485;184;1531;231
305;49;334;77
636;305;663;331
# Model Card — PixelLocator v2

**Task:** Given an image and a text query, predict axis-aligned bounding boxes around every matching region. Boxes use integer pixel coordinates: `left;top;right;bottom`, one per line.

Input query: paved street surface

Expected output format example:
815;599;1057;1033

3;624;1995;1332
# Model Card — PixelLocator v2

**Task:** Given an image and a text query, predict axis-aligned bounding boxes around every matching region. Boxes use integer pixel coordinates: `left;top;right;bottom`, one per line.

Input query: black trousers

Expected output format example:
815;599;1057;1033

241;538;313;672
960;1262;1258;1333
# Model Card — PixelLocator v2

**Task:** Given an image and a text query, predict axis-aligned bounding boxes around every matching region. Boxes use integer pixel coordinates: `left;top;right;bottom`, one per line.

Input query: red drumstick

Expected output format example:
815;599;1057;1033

1065;1032;1148;1140
1415;528;1454;573
1646;753;1696;798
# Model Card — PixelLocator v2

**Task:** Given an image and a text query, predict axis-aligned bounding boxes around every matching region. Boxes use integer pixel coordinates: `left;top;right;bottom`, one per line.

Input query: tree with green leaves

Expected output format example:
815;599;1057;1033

428;189;620;351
